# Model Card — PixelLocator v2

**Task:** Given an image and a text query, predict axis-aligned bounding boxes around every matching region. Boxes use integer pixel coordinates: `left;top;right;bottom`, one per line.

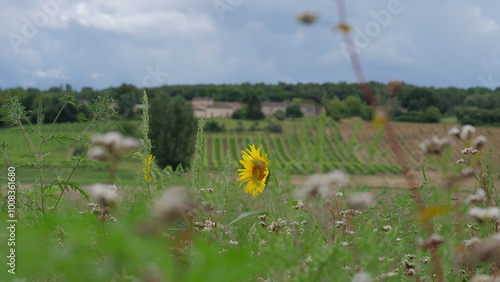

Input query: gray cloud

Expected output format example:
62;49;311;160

1;0;500;90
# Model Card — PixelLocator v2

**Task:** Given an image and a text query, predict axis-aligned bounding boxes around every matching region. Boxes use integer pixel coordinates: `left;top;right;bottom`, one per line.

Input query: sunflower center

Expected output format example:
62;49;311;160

252;161;266;181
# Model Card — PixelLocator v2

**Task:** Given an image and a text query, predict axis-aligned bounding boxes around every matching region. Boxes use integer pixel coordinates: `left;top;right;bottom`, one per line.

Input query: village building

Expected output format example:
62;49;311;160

189;97;323;118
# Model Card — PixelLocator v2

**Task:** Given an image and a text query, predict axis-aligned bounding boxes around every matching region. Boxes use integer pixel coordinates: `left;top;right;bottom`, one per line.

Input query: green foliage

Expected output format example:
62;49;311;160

242;91;264;120
149;95;197;169
424;106;441;123
273;109;285;120
204;120;226;132
285;104;303;118
359;105;373;121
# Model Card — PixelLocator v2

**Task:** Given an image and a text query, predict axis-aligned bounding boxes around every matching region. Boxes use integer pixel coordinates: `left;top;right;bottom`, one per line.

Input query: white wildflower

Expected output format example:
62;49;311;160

466;189;486;204
469;207;500;221
448;127;460;138
154;186;195;221
472;135;487;150
460;125;476;140
347;192;374;210
296;170;348;199
352;271;372;282
89;184;119;208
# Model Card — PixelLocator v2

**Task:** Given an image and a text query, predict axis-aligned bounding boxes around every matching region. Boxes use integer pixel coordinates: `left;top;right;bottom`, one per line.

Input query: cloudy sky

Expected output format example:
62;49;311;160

2;0;500;91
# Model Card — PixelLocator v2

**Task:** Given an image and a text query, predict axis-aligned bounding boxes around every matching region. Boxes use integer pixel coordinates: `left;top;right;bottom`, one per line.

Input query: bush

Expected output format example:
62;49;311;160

285;104;303;118
264;121;283;133
232;109;246;119
205;120;226;132
273;110;285;120
149;95;197;169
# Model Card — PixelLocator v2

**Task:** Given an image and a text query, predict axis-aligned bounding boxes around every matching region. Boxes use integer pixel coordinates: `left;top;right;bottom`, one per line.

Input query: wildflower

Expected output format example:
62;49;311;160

340;241;349;247
88;131;140;161
292;200;304;210
296;11;318;24
419;136;452;155
382;225;392;232
335;220;345;228
347;192;374;210
471;275;498;282
456;159;464;164
296;170;348;199
229;240;238;246
468;207;500;221
472;135;487;150
352;271;371;282
421;257;430;264
448;127;460;138
418;233;444;249
143;154;153;182
153;186;195;221
89;184;119;208
465;189;486;204
237;145;270;197
461;167;474;177
457;233;500;266
460;125;476;140
461;147;473;155
259;214;267;221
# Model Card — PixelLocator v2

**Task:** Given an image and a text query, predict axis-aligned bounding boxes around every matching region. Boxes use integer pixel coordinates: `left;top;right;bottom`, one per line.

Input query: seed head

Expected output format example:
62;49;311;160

296;11;318;25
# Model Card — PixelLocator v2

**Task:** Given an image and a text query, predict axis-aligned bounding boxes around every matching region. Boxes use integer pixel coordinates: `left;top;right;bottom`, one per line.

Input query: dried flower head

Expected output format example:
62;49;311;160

456;159;465;164
468;207;500;221
352;271;371;282
154;186;195;221
448;127;461;138
386;80;403;97
295;170;348;199
88;131;140;161
297;11;318;25
89;184;119;208
472;135;487;150
418;233;444;249
460;125;476;140
419;136;452;155
457;233;500;266
465;189;486;204
347;192;374;210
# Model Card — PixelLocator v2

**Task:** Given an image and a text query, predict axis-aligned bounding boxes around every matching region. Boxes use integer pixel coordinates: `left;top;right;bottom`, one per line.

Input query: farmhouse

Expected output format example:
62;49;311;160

191;97;323;118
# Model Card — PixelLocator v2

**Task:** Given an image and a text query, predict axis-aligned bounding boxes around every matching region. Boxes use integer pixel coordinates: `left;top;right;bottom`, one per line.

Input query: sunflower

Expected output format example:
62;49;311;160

237;144;270;197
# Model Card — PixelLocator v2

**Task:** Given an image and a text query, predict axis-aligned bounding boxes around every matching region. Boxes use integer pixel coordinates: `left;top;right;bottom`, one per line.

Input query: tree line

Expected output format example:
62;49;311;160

2;81;500;126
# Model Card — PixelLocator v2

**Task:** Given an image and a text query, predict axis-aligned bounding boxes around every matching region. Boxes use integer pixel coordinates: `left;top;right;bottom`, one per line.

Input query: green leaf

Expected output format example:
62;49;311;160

228;210;268;225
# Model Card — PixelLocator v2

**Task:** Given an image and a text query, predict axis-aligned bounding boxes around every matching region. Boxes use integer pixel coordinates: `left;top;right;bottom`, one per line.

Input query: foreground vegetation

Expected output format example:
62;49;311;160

0;91;499;281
